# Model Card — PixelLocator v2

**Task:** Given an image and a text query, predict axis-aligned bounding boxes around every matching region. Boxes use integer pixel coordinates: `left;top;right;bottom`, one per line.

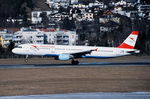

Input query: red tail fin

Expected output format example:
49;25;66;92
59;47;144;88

117;31;139;49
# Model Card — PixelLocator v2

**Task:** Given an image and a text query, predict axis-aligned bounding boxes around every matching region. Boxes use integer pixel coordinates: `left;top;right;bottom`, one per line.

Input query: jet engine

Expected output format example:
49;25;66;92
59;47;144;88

58;54;71;60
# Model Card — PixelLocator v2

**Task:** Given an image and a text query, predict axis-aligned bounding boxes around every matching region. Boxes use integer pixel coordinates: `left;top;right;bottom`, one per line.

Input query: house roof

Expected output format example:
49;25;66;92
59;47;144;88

40;28;57;32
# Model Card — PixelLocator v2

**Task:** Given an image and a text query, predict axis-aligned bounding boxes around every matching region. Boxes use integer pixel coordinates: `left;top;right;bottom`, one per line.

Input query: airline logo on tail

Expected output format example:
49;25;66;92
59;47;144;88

117;31;139;49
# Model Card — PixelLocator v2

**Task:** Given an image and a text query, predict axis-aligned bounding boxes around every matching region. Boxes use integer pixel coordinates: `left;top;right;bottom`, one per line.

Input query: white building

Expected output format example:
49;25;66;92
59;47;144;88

71;0;78;4
13;28;44;45
13;27;78;46
31;11;53;24
89;0;104;8
72;4;88;9
115;0;127;7
56;30;77;45
46;0;70;8
137;5;150;12
82;13;94;21
41;29;57;44
50;13;69;22
31;11;42;24
41;29;78;45
113;6;126;16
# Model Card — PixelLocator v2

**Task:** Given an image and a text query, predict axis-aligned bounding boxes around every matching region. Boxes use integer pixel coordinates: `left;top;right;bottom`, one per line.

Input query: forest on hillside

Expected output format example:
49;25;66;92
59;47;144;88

0;0;33;19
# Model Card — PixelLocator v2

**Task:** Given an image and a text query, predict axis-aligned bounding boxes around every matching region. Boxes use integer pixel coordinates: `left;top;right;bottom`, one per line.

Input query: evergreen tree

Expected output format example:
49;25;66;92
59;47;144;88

62;17;75;30
8;41;15;52
0;0;33;27
40;12;49;28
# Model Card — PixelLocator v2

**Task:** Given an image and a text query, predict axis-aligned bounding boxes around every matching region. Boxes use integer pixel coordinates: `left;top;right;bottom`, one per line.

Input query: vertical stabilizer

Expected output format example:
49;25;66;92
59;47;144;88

117;31;139;49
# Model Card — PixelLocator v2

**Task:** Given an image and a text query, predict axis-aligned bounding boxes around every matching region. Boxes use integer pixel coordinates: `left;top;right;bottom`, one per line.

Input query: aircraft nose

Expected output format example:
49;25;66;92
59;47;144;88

12;48;18;54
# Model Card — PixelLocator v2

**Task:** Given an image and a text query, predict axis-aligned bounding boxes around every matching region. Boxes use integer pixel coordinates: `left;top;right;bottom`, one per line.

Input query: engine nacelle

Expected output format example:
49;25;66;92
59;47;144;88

58;54;71;60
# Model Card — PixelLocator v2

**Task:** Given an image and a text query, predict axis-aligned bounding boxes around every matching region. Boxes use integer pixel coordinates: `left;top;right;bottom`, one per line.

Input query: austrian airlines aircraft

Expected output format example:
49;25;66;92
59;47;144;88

12;31;140;65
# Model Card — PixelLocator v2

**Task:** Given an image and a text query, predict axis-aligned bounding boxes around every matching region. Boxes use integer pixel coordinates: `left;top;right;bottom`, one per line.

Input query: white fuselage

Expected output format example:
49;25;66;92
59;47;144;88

12;44;139;58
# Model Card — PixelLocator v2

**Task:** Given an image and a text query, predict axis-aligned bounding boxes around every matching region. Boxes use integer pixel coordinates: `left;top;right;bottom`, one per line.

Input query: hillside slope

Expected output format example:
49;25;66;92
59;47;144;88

33;0;50;11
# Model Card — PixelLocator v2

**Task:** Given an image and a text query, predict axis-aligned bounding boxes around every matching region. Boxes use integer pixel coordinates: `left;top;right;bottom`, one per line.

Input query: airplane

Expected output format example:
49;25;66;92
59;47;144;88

12;31;140;65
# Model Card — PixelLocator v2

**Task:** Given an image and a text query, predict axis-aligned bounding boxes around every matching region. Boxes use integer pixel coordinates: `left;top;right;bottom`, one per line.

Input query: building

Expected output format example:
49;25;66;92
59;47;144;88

72;3;88;9
71;0;78;4
115;0;127;7
41;29;57;44
31;11;53;24
13;27;78;46
0;29;13;47
46;0;70;8
13;28;44;46
56;30;77;45
82;13;94;21
89;0;104;8
138;5;150;12
50;13;69;22
138;5;150;19
41;29;78;45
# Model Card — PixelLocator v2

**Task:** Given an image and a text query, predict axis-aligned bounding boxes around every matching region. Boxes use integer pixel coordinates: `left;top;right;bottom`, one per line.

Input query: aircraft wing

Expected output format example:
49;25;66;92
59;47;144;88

57;49;97;60
69;49;97;58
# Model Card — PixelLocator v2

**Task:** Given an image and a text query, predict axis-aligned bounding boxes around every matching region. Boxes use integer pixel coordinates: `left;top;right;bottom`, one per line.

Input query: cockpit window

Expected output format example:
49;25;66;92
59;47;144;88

18;46;22;48
15;46;22;48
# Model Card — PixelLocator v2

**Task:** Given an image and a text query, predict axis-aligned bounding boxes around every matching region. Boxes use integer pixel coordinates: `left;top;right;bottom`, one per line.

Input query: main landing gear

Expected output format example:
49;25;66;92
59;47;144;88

71;59;79;65
25;55;28;62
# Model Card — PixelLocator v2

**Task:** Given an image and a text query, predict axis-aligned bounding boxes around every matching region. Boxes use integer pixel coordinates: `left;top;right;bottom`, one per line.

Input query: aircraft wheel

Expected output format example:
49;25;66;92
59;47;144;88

71;60;79;65
25;55;29;62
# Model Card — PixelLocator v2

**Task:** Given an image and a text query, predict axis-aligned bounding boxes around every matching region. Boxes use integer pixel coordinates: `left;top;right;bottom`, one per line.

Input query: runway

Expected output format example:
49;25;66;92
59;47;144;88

0;61;150;69
0;56;150;98
1;92;150;99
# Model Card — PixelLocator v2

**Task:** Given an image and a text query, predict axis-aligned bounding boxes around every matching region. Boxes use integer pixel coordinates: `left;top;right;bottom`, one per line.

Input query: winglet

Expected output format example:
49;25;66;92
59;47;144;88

117;31;139;49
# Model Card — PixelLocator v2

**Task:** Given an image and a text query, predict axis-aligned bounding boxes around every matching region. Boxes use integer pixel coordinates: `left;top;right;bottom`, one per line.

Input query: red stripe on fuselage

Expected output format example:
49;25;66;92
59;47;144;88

31;45;55;48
